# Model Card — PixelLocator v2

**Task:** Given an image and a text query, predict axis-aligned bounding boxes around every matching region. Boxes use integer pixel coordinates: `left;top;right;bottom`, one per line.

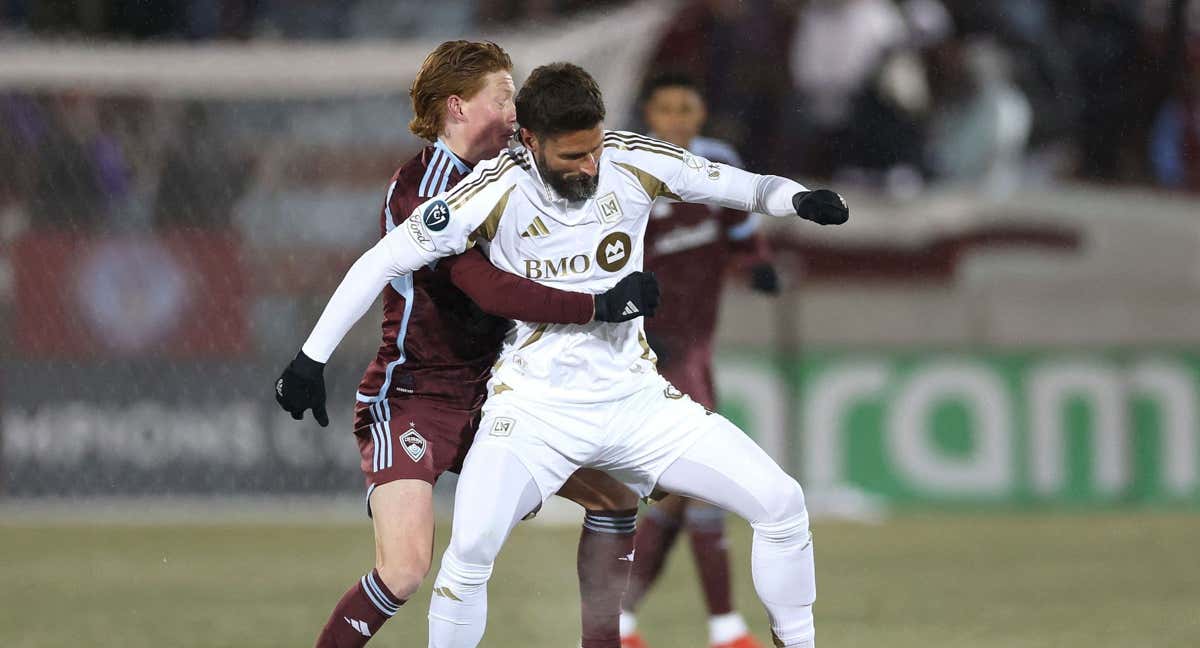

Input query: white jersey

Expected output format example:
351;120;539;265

301;130;807;403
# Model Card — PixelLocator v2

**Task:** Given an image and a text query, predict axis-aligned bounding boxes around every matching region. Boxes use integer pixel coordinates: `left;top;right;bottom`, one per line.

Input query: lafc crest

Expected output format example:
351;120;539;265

596;192;622;224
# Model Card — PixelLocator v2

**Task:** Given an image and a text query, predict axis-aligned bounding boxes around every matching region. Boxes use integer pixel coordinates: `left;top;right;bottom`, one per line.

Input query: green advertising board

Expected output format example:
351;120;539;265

713;351;1200;508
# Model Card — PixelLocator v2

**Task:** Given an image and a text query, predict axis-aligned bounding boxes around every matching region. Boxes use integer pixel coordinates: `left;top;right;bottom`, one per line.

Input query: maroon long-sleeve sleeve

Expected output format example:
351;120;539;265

723;209;772;267
445;247;594;325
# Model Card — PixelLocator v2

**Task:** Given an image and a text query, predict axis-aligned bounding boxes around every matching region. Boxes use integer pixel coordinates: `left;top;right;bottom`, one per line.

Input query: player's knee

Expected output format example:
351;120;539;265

375;560;429;601
751;478;809;542
437;547;494;589
449;529;506;568
758;476;808;527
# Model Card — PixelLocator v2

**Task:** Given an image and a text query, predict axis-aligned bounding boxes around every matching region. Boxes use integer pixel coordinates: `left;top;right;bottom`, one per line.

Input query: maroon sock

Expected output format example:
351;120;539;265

578;509;638;648
623;507;683;613
314;569;403;648
686;506;734;616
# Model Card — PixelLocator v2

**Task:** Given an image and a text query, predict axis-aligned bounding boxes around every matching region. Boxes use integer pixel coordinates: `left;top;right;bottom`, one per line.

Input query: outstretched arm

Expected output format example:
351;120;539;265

274;155;520;425
300;224;433;362
298;154;518;364
681;160;848;225
611;132;848;225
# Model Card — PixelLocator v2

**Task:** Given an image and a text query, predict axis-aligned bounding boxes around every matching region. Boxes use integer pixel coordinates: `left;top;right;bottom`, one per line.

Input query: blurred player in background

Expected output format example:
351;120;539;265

274;41;655;648
620;73;779;648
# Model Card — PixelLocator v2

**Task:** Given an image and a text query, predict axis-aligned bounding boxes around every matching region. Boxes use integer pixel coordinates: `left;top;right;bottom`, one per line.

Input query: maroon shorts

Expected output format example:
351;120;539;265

353;396;479;495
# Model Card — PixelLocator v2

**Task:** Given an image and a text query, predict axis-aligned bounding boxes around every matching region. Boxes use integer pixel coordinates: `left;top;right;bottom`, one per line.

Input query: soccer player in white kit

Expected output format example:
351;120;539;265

292;63;849;648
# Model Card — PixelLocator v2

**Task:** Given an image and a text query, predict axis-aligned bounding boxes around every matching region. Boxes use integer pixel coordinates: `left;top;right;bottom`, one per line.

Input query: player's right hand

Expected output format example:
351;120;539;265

593;271;661;322
274;351;329;427
793;189;849;225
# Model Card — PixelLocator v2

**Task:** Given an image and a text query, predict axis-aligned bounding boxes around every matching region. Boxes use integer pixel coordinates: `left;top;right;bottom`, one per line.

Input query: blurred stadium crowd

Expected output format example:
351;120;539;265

1;0;1197;235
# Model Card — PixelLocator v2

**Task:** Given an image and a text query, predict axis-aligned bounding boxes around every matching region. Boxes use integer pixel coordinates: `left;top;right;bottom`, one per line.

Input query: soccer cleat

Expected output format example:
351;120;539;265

713;634;765;648
767;631;813;648
620;632;651;648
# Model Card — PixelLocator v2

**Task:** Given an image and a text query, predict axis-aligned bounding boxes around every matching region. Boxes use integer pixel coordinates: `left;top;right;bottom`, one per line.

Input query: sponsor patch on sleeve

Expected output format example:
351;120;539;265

423;199;451;232
405;215;436;252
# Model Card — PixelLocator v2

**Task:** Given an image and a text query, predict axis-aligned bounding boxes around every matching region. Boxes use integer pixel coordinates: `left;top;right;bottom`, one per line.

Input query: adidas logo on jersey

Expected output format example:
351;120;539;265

520;216;551;238
621;301;639;317
344;617;371;637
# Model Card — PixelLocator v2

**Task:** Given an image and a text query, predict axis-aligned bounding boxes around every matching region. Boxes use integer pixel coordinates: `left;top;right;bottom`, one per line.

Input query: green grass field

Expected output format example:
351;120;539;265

3;512;1198;647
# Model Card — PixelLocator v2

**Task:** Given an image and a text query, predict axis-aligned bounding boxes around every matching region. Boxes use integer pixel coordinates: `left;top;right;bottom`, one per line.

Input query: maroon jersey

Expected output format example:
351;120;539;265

356;141;592;411
643;137;769;409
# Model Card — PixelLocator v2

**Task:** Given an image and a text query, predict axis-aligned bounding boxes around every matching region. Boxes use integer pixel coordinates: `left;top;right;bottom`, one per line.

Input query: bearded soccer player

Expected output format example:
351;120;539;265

280;62;848;648
619;73;779;648
273;42;650;648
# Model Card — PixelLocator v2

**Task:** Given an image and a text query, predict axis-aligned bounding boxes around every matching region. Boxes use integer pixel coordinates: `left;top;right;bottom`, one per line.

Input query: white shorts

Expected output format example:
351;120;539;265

474;372;721;500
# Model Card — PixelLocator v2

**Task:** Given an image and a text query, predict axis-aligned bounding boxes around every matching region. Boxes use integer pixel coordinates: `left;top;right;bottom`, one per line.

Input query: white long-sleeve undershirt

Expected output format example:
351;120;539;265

300;224;433;363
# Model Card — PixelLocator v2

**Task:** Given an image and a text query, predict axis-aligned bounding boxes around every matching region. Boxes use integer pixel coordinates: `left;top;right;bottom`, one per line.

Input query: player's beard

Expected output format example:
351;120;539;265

537;154;599;201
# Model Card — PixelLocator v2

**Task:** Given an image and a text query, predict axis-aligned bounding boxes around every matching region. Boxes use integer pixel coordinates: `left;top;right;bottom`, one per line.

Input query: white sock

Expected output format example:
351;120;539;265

709;611;749;644
619;611;637;638
427;550;492;648
750;513;816;646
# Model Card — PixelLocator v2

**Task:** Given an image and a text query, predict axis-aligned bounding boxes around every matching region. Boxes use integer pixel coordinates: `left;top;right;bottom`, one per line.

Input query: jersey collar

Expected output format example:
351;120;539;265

524;147;566;206
434;139;474;174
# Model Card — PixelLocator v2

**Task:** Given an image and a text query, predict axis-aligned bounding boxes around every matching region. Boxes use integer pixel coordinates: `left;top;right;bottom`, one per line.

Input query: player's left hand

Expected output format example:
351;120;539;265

593;271;661;322
750;262;781;295
274;351;329;427
793;189;849;225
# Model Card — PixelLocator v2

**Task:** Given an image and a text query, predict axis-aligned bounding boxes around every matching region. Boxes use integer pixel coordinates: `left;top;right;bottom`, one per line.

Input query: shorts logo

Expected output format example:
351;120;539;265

595;231;632;272
423;199;450;232
400;427;427;462
596;192;622;224
706;162;721;180
406;216;435;252
664;384;685;400
490;417;516;437
683;153;705;170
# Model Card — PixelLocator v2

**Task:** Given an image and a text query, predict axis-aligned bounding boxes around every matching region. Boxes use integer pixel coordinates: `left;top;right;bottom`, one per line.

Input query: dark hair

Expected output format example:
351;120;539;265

515;62;606;138
638;72;703;106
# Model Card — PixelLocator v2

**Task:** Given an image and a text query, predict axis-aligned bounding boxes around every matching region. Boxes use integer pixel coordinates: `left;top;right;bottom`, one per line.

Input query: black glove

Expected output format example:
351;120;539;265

750;262;780;295
274;350;329;427
793;189;849;225
593;271;660;322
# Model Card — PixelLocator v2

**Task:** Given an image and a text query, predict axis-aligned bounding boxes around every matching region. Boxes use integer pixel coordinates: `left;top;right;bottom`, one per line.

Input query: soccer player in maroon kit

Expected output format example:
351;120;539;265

274;41;653;648
619;74;780;648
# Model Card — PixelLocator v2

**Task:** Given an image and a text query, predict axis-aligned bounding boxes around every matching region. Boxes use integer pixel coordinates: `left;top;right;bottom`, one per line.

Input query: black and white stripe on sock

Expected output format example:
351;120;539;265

582;510;637;535
361;570;402;617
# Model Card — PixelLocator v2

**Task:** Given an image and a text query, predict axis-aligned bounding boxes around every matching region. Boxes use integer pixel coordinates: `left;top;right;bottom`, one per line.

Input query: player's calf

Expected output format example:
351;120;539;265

314;568;404;648
558;469;640;648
